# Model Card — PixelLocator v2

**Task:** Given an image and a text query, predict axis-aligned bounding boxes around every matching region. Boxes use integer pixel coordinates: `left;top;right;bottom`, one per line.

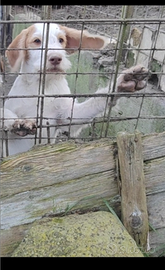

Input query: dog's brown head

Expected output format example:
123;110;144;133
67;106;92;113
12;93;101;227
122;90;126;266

6;23;110;73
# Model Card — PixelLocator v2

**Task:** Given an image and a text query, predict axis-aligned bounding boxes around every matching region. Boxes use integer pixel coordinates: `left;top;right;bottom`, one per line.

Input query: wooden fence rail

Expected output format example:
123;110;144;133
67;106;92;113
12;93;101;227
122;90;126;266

1;131;165;256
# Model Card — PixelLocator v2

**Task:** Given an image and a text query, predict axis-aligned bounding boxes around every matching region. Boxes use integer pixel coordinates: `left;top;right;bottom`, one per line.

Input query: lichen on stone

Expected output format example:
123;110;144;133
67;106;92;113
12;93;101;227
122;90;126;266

12;211;143;257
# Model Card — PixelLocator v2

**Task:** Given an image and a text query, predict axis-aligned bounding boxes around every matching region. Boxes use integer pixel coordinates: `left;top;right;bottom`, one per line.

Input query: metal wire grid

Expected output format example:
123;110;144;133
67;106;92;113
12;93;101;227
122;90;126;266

0;5;165;158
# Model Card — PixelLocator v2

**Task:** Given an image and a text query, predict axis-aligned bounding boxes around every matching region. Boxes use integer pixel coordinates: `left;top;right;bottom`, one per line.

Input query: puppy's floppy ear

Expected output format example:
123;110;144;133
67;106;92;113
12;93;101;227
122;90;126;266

6;28;28;72
60;26;110;54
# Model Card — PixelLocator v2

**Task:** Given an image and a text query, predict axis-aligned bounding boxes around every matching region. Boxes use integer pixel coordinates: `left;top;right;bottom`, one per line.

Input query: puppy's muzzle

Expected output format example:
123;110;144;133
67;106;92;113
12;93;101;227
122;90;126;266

49;56;62;66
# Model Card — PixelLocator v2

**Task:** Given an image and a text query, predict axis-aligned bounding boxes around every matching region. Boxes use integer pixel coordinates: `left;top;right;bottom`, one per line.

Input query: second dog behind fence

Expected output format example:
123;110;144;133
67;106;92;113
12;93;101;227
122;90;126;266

0;23;149;157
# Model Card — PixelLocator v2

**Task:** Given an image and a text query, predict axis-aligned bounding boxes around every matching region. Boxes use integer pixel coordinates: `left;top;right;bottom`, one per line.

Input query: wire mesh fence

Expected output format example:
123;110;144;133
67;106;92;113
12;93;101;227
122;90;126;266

0;5;165;158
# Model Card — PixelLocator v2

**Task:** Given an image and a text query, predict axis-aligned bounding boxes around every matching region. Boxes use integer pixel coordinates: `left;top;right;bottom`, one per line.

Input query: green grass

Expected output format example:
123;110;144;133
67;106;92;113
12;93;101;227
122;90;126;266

103;199;125;228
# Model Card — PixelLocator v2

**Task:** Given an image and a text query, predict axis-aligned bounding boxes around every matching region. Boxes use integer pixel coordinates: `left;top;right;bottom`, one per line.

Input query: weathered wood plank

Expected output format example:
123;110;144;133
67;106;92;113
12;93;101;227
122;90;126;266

1;135;165;231
149;227;165;257
147;190;165;256
142;131;165;161
1;170;118;230
1;132;165;256
144;156;165;195
0;138;119;256
117;131;149;251
147;192;165;230
1;139;116;199
1;139;118;230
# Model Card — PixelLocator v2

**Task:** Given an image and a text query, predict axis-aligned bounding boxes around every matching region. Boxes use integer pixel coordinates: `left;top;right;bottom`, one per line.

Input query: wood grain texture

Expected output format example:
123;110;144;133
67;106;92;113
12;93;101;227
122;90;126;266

142;132;165;161
117;131;149;251
1;139;117;230
144;157;165;195
1;132;165;256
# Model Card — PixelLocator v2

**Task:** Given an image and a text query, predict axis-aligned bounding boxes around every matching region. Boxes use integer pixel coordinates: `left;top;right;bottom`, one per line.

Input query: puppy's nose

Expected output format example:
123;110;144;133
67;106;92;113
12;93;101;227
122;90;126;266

49;56;62;66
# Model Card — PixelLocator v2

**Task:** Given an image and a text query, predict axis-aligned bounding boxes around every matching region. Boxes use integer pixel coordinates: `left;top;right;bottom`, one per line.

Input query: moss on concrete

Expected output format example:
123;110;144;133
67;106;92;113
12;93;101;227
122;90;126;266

12;211;143;257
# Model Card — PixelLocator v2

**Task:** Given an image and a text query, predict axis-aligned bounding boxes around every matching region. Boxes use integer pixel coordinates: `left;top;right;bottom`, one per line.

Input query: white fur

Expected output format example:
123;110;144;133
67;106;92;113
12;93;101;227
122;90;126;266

0;23;120;157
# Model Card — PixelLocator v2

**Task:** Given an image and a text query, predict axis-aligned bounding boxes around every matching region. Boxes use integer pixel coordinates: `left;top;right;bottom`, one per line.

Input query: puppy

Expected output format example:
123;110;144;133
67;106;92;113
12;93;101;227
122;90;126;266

0;23;148;157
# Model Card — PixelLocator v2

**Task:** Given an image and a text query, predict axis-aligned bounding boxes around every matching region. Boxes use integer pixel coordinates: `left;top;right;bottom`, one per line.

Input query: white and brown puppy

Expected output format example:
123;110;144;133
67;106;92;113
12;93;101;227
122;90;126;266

1;23;148;156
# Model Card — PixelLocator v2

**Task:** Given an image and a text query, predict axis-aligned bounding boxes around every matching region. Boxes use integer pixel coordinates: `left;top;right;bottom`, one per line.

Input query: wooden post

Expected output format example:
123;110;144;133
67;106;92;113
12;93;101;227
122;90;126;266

121;6;134;66
41;6;52;20
122;6;134;44
117;131;149;252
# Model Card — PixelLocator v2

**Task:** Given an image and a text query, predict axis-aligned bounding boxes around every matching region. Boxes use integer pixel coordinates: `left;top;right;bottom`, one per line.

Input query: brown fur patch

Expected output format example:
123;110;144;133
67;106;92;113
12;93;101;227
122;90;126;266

6;25;37;70
59;25;109;54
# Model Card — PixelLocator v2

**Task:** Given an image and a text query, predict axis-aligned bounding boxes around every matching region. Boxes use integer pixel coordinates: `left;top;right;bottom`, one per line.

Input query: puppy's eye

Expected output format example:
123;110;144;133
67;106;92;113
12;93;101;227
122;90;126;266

59;38;64;44
34;39;41;44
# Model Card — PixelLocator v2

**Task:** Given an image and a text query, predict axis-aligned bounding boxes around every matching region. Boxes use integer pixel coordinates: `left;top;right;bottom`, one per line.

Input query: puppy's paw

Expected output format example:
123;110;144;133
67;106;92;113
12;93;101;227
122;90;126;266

11;119;37;137
117;64;149;92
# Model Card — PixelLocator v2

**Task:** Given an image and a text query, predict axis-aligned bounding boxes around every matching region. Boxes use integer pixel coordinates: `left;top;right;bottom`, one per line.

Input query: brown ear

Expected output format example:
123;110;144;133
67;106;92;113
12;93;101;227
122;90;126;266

60;26;110;54
6;28;28;71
